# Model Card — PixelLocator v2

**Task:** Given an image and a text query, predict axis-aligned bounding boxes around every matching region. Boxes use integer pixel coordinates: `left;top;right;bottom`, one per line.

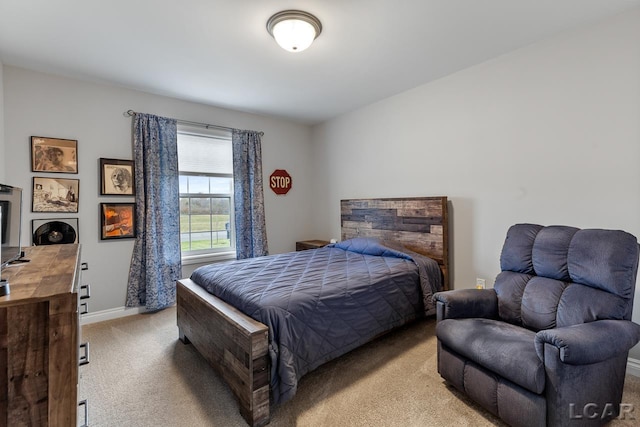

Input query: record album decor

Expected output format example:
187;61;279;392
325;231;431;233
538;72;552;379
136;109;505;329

100;202;135;240
32;177;79;213
32;218;79;245
31;136;78;173
100;158;135;195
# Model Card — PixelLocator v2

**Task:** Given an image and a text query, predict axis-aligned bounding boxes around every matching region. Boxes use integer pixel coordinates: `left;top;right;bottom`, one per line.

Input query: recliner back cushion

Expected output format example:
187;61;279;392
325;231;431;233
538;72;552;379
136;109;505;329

520;277;569;331
567;229;639;299
499;224;542;275
531;226;578;280
495;224;639;330
556;284;629;327
494;271;530;325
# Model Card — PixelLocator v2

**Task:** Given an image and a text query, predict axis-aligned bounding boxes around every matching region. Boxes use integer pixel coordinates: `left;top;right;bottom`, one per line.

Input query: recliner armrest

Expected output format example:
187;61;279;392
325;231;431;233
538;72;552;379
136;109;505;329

432;289;498;321
535;320;640;365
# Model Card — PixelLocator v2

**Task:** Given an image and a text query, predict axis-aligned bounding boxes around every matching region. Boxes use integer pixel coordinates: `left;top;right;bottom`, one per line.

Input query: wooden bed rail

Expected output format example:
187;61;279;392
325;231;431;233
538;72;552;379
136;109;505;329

177;279;270;426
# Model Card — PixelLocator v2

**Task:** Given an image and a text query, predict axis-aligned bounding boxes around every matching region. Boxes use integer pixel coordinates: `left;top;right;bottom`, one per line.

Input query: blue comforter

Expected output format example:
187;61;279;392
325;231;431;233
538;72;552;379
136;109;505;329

190;237;442;404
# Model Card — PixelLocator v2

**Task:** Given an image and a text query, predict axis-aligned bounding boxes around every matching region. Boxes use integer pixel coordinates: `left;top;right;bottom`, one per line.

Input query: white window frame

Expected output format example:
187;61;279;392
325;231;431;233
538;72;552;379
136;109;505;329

178;126;236;264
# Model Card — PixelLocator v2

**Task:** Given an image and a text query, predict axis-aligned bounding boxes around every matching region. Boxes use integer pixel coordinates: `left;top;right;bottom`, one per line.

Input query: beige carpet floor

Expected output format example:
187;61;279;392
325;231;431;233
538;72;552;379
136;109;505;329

79;307;640;426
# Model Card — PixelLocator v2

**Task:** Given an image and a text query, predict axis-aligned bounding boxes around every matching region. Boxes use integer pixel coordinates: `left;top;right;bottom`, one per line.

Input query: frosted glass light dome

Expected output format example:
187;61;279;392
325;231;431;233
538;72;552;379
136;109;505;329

267;10;322;53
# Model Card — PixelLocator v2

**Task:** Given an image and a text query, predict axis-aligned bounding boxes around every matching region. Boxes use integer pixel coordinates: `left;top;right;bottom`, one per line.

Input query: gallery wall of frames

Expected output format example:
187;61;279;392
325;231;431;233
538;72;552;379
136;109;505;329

29;136;136;245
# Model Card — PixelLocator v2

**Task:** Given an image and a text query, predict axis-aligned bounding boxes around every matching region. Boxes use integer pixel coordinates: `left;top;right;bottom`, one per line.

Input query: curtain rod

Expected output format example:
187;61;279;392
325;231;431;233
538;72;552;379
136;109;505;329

124;110;264;136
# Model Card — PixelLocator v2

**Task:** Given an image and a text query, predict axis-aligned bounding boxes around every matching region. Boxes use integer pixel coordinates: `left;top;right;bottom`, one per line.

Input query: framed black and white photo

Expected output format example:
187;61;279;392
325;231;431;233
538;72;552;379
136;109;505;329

31;136;78;173
100;202;136;240
100;158;135;196
32;177;79;213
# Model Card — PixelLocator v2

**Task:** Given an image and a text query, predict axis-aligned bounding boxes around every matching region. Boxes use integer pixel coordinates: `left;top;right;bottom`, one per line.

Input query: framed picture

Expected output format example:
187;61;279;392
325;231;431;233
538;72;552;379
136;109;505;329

100;158;135;196
31;136;78;173
100;202;136;240
32;177;79;213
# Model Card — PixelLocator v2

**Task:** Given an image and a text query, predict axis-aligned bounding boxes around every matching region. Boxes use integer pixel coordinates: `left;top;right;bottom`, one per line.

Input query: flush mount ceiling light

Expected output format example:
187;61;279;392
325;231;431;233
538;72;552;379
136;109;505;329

266;10;322;53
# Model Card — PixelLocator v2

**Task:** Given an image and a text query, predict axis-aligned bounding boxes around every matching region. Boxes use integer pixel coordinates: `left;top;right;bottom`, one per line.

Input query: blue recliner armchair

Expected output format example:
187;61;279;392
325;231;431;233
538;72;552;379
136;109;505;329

434;224;640;426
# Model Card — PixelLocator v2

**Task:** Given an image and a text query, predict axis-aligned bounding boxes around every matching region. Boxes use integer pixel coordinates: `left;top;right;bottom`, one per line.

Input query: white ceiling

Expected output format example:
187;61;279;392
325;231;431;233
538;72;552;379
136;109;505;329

1;0;639;125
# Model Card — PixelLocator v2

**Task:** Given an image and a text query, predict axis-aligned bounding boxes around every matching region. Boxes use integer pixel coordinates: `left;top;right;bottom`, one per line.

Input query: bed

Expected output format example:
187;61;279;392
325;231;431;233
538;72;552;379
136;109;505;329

176;196;449;426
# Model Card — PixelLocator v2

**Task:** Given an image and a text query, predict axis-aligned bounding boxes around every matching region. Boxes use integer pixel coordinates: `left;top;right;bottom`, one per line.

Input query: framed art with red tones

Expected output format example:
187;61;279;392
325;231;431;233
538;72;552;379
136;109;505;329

100;202;136;240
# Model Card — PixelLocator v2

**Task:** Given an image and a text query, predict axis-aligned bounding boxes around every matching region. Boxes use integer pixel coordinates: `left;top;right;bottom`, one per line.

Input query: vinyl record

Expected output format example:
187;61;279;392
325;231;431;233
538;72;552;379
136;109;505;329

33;220;78;245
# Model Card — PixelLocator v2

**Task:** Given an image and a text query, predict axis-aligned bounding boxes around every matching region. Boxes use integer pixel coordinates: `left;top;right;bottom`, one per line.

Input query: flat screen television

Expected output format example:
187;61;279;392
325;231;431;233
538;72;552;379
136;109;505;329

0;184;23;268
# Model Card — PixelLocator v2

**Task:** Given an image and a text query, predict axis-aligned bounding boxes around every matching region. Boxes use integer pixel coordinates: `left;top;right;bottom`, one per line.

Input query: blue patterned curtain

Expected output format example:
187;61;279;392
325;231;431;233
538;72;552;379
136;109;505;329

232;129;268;259
126;113;182;311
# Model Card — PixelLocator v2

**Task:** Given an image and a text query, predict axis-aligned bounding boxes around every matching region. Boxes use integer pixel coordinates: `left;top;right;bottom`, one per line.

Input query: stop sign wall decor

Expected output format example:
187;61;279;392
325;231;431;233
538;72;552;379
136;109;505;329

269;169;292;195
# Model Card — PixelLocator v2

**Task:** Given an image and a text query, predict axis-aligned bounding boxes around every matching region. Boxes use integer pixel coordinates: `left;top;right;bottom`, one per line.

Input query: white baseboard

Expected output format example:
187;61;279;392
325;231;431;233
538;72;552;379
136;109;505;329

80;306;148;325
627;357;640;377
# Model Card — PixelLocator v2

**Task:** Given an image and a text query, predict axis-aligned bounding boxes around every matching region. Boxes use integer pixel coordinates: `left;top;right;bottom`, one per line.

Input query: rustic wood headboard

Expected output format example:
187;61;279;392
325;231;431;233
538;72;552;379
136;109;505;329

341;196;449;290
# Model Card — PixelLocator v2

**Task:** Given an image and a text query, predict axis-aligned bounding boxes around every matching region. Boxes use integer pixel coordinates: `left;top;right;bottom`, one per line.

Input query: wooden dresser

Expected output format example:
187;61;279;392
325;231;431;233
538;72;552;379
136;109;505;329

0;244;82;427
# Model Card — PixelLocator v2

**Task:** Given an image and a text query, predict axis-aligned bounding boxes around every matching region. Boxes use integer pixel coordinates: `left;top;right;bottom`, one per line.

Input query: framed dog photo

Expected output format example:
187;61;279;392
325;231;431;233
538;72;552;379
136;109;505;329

100;158;135;196
32;177;79;213
100;202;136;240
31;136;78;173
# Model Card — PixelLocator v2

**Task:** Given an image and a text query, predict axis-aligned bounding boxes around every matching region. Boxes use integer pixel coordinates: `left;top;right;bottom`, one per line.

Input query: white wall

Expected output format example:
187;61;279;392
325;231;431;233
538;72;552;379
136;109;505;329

311;10;640;357
2;66;314;313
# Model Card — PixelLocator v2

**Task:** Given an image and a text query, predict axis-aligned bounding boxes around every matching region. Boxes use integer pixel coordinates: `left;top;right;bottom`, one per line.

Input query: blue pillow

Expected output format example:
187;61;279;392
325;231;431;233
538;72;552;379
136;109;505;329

332;237;412;260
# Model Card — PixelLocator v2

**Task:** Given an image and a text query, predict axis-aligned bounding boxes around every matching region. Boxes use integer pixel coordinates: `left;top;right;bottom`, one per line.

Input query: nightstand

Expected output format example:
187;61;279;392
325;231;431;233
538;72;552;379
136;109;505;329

296;239;330;251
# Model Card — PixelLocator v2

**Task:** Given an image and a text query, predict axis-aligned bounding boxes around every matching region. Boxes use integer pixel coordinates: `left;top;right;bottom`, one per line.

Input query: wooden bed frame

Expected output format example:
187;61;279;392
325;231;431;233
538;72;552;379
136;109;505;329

177;196;449;426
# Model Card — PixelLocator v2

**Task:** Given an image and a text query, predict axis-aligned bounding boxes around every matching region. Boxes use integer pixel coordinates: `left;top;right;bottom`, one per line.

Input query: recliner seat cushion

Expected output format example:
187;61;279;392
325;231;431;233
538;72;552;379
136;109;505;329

436;318;544;394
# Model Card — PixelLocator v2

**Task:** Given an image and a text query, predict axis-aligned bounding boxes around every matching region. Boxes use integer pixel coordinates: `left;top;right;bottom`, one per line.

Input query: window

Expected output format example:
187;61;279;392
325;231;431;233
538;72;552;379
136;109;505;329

177;127;235;262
